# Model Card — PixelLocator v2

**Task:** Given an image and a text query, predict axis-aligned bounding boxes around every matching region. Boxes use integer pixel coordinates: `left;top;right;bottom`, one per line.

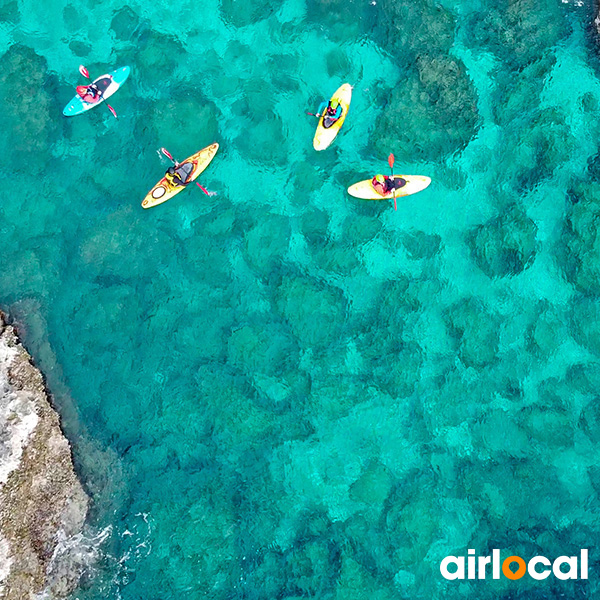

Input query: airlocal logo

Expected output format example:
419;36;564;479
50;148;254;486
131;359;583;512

441;549;589;581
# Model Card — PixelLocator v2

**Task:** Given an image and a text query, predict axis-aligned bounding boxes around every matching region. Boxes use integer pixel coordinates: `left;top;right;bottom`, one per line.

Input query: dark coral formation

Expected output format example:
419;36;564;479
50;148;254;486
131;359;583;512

275;275;347;348
560;182;600;296
369;0;480;161
466;0;568;72
372;55;480;162
305;0;375;43
0;45;58;174
220;0;275;28
467;0;571;190
468;207;537;278
243;212;291;278
444;297;500;368
141;93;220;152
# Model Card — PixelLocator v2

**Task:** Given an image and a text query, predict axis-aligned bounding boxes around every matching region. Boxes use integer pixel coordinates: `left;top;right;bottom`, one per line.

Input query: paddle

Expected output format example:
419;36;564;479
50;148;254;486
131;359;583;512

160;147;176;162
78;64;118;118
388;153;397;211
160;147;214;196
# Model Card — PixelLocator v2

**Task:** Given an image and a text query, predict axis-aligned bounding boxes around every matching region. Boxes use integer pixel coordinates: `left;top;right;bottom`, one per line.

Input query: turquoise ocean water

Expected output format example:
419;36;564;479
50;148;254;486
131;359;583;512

2;0;600;597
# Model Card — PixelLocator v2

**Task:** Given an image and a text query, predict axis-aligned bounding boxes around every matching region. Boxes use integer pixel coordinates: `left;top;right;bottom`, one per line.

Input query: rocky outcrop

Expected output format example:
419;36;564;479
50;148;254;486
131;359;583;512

0;311;88;599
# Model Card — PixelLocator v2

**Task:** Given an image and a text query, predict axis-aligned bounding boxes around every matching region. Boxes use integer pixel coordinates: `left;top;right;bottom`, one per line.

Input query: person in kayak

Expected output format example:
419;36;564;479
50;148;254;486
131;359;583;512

76;82;102;104
316;99;342;128
166;162;194;187
372;174;407;196
87;82;101;97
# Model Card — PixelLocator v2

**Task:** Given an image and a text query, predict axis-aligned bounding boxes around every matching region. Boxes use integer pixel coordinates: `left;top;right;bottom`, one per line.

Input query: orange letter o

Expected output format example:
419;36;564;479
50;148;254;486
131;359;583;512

502;556;526;580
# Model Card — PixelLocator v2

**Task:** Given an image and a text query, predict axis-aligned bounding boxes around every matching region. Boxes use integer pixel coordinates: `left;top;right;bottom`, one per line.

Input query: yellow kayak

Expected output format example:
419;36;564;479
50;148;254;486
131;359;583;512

313;83;352;151
347;175;431;200
142;143;219;209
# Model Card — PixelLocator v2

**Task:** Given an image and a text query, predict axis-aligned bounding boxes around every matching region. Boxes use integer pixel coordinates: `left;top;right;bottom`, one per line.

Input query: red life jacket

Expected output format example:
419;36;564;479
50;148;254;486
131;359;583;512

76;85;101;104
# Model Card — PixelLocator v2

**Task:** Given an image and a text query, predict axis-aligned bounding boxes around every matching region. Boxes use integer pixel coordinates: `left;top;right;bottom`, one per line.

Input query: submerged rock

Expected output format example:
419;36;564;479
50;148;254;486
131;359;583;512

305;0;373;43
371;55;480;162
508;108;575;191
0;311;88;599
401;230;442;260
443;297;500;368
0;45;58;174
221;0;275;28
571;298;600;356
560;182;600;295
376;0;455;60
367;0;479;161
301;208;331;249
528;306;568;357
286;539;340;596
466;0;567;71
131;30;184;86
490;55;556;128
0;0;19;24
110;5;146;42
520;393;574;448
235;115;289;166
468;207;537;278
244;213;291;277
142;93;219;154
349;460;393;514
228;322;299;376
275;276;347;348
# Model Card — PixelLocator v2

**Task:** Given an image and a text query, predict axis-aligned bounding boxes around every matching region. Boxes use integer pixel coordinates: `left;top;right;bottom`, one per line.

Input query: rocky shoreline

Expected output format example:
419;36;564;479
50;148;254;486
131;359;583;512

0;311;88;599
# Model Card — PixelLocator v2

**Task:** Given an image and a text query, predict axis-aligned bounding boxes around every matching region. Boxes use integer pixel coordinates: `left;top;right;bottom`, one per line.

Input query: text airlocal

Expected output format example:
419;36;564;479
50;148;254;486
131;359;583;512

441;549;588;580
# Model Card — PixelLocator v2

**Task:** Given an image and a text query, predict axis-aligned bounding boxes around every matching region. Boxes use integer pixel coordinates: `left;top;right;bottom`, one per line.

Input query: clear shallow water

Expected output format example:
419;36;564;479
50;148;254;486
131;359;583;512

2;0;600;597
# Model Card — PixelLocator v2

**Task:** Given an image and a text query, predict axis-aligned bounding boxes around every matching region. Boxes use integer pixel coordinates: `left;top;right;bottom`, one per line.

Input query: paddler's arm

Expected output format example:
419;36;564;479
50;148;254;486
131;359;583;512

316;101;327;118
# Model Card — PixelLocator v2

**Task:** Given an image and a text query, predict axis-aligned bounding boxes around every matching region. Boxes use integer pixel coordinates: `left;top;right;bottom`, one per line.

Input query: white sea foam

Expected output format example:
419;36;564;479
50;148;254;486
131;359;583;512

64;513;154;600
35;525;112;600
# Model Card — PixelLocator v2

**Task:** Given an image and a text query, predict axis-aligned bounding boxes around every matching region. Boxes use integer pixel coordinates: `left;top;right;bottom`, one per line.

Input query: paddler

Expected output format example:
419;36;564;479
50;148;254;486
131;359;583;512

166;162;193;187
372;174;406;196
87;82;101;98
316;99;342;126
77;82;101;103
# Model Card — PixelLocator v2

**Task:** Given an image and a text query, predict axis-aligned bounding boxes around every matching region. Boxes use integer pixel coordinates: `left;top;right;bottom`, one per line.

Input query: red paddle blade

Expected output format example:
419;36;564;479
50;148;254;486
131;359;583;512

196;183;217;196
394;197;397;211
388;153;395;169
161;147;174;161
107;104;117;119
79;65;90;79
196;183;209;195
